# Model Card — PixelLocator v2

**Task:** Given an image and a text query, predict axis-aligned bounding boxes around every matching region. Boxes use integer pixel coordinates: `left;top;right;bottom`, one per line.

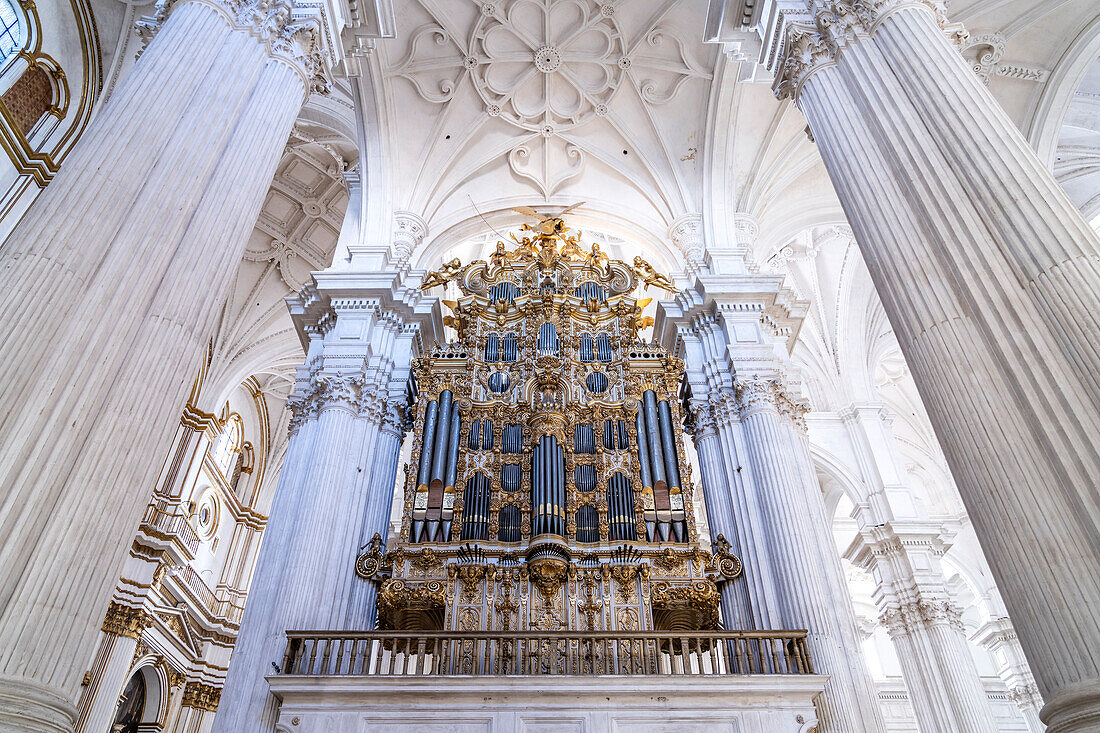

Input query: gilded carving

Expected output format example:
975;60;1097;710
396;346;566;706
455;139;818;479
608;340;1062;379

102;602;152;640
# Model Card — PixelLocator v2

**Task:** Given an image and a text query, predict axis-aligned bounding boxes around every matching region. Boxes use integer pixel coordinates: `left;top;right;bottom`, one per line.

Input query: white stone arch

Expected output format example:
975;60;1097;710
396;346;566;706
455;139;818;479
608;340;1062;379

116;658;168;729
810;443;871;517
1026;13;1100;169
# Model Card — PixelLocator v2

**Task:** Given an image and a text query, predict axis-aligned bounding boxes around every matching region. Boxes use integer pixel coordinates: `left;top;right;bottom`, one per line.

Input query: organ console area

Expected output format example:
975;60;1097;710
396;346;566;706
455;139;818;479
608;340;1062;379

369;213;739;636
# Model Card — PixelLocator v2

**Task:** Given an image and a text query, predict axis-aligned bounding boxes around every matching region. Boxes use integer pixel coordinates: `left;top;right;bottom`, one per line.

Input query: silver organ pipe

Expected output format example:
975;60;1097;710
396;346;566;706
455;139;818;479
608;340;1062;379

411;399;439;542
481;420;494;450
484;333;500;362
532;435;565;537
502;334;517;362
596;333;613;362
468;419;481;450
635;411;656;541
498;504;521;542
579;333;594;362
461;473;490;540
502;463;522;492
658;399;687;541
441;404;461;540
538;323;559;356
503;424;522;454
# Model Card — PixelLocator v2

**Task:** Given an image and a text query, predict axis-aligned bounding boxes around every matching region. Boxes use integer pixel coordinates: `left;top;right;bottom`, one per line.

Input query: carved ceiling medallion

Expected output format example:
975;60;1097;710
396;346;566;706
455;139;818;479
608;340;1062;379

469;0;627;132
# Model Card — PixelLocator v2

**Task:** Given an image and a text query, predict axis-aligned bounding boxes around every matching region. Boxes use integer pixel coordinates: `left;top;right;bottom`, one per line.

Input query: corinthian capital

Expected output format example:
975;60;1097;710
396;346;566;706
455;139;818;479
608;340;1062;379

315;373;365;413
136;0;335;95
765;0;967;101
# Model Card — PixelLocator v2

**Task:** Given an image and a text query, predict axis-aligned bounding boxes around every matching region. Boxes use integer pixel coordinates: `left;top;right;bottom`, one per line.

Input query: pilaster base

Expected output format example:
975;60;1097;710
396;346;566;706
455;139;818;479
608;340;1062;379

0;676;77;733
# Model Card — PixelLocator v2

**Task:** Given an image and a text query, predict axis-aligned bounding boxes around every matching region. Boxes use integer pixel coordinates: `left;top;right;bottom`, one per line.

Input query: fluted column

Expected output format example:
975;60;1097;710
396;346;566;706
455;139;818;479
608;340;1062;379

734;375;885;732
212;375;375;730
213;278;436;731
687;401;757;630
848;524;996;732
0;1;329;728
761;1;1100;727
974;615;1046;733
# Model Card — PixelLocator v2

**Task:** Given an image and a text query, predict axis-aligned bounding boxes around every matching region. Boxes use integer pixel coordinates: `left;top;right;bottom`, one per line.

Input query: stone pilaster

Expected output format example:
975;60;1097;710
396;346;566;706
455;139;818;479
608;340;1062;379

974;616;1046;733
757;2;1100;728
0;0;338;727
212;275;438;731
847;524;996;732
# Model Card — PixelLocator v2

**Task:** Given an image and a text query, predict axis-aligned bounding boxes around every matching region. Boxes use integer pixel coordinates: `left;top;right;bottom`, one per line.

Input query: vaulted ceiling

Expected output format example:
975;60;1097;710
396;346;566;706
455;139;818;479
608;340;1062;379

375;0;717;248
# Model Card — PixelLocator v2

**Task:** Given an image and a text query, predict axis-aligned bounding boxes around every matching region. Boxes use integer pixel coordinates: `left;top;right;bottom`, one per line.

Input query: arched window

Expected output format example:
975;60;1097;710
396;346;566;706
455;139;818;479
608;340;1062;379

0;0;22;66
211;415;242;477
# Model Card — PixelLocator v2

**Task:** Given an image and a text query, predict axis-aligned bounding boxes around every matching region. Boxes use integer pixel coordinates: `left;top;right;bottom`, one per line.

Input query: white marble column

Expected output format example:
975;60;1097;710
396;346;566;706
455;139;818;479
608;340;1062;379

848;524;996;733
758;2;1100;728
735;376;886;732
687;400;760;630
212;278;436;731
659;271;883;731
0;1;329;729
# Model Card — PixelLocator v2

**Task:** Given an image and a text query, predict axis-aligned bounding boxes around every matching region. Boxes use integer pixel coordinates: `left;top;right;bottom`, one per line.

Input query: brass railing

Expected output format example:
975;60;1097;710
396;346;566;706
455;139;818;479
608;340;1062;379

279;630;813;677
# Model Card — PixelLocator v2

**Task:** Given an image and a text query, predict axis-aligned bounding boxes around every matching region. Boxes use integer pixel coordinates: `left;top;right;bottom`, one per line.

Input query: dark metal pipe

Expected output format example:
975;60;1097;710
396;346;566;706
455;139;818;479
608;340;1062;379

416;400;438;490
429;391;453;488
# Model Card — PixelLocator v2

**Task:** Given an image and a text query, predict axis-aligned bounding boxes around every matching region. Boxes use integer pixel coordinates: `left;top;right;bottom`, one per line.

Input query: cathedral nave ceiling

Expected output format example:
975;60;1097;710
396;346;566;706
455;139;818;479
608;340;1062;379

376;0;717;258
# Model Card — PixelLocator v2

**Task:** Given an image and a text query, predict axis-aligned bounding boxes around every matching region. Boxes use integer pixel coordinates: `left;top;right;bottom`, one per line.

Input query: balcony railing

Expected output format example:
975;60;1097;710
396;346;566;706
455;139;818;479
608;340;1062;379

140;501;200;557
279;630;813;677
170;564;245;626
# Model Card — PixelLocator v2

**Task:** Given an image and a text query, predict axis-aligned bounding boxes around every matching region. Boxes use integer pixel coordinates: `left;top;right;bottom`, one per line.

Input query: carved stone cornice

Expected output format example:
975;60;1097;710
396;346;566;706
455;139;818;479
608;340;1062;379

181;681;222;712
102;602;153;639
767;0;968;101
135;0;334;95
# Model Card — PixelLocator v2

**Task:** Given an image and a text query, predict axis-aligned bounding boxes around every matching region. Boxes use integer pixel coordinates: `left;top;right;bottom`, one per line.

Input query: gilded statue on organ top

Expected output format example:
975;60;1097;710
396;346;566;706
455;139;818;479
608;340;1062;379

369;208;733;635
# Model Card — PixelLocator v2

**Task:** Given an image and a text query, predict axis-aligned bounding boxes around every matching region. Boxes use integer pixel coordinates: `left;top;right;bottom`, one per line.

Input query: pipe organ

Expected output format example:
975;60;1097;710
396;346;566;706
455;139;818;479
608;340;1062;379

371;214;737;636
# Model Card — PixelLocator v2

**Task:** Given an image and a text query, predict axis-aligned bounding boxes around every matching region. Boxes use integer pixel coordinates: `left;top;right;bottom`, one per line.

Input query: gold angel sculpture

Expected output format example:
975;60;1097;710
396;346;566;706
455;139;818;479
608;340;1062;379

633;257;678;293
420;258;463;290
511;201;586;238
584;242;610;278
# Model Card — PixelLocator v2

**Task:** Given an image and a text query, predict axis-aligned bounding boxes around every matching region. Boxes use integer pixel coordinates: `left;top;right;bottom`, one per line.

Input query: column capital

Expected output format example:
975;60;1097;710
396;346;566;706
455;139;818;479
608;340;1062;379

101;601;154;639
733;373;809;429
137;0;337;96
758;0;967;101
878;595;964;637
